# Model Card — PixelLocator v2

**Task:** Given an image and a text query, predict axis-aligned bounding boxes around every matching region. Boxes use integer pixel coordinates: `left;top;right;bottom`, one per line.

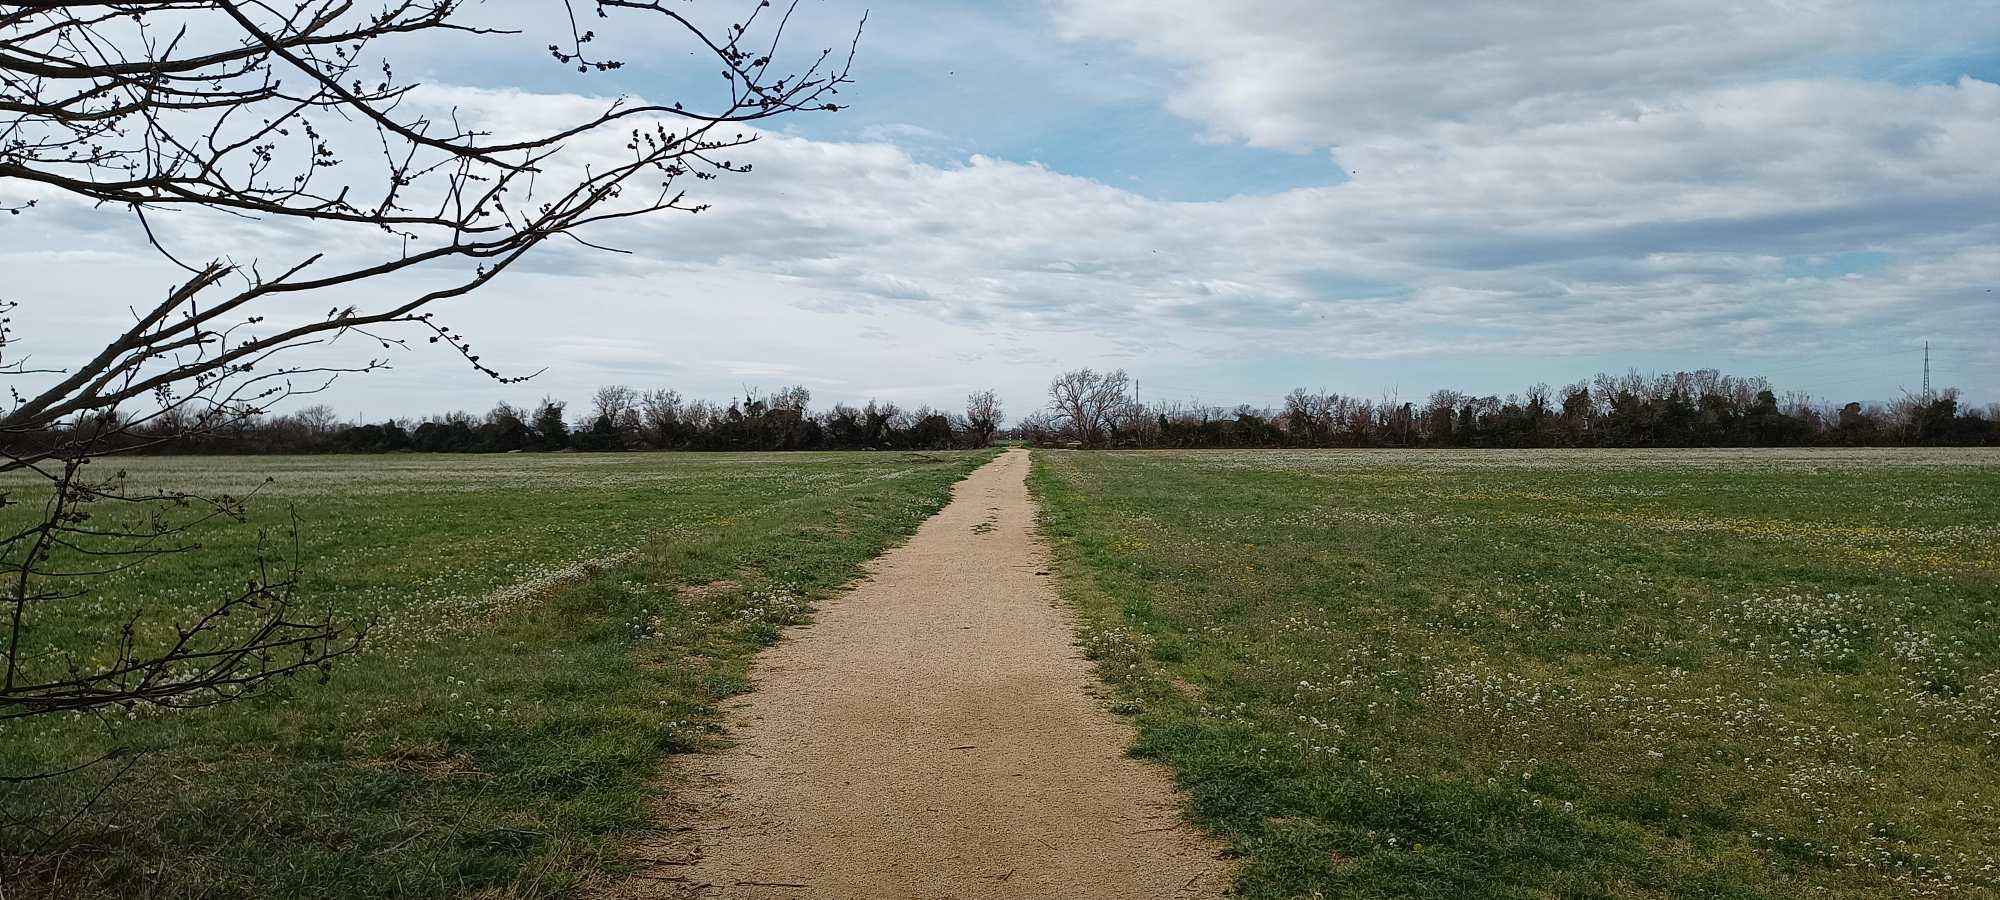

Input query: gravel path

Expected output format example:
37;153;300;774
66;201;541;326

612;449;1229;899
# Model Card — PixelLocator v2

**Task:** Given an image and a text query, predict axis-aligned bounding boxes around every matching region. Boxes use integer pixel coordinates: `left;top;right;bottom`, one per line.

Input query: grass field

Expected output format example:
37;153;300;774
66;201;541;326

1;450;993;899
1032;448;2000;900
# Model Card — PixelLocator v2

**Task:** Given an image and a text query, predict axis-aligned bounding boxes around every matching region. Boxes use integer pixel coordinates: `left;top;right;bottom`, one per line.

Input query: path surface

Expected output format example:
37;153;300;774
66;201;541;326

612;449;1228;899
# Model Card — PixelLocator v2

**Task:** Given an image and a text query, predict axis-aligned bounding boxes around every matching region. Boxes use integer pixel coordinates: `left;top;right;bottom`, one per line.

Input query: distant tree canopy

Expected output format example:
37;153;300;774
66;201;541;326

1025;368;1997;450
964;390;1004;449
13;369;1993;457
16;385;1012;455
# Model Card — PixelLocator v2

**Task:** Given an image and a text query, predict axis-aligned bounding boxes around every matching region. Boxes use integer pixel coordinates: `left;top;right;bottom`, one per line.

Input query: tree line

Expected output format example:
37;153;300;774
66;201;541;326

1024;368;1999;449
33;387;1010;455
17;368;1995;457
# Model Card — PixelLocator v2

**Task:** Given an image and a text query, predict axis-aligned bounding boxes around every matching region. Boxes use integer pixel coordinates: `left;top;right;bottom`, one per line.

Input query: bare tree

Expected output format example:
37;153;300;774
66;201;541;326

0;0;860;793
639;388;683;447
769;385;811;414
293;403;339;440
1047;368;1130;448
592;385;640;424
963;389;1003;448
489;401;528;429
615;406;644;437
1282;387;1338;444
1015;410;1058;446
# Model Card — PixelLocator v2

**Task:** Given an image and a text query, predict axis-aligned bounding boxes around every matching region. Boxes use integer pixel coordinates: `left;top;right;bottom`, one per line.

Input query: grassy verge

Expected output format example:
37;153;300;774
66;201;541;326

1031;448;2000;900
3;450;994;898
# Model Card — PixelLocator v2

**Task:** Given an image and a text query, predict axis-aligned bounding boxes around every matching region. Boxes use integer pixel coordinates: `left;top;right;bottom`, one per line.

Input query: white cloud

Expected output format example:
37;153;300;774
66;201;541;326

1051;0;1998;149
8;1;1999;418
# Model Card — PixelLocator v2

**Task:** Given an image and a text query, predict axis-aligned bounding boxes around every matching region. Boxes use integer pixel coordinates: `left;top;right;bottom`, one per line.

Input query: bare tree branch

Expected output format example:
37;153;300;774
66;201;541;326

0;0;861;838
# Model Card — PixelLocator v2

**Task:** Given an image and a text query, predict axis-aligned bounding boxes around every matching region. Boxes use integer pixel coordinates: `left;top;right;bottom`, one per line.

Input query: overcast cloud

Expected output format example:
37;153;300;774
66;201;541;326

5;0;1996;419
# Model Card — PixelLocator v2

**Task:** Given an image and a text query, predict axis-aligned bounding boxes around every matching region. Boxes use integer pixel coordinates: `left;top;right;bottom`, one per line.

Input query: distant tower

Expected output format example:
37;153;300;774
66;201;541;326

1922;341;1932;403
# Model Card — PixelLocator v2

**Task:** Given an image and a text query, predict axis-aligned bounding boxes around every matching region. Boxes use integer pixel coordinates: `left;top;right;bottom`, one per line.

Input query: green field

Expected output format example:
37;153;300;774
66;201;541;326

9;447;1999;899
1032;448;2000;900
1;451;993;898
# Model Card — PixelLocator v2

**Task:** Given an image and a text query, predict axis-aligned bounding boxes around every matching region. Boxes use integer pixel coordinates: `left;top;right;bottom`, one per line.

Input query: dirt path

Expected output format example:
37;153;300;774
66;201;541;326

612;449;1229;899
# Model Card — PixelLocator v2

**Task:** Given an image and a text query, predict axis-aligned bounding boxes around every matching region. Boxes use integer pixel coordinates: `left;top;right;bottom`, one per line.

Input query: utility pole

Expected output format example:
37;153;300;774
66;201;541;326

1922;341;1932;404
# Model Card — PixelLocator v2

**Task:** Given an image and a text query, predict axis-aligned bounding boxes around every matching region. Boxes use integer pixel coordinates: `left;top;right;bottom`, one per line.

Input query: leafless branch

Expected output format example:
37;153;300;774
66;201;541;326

0;0;859;824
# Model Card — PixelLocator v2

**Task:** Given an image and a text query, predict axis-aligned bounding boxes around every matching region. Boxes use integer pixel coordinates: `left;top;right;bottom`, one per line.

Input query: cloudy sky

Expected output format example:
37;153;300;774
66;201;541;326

9;0;2000;420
